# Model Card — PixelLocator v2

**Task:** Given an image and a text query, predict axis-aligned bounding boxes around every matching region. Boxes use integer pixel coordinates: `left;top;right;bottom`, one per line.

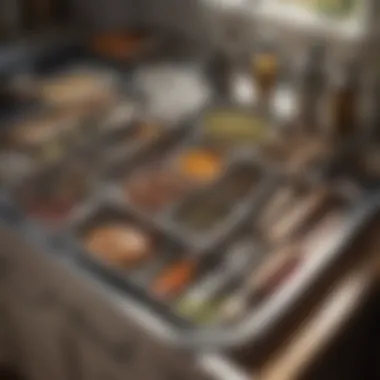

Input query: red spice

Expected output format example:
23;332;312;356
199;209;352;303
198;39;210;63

152;260;197;300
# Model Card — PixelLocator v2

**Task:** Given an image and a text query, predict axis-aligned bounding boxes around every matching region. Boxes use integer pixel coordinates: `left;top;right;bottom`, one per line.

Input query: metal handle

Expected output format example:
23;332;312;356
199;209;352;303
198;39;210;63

260;254;378;380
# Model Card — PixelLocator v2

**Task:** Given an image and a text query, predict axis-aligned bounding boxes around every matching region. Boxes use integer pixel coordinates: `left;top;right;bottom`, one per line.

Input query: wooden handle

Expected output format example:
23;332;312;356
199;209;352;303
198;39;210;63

259;258;377;380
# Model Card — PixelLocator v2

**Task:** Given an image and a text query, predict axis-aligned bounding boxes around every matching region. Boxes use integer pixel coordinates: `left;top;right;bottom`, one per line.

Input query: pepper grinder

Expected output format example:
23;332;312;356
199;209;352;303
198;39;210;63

201;0;255;101
297;42;327;135
207;50;233;100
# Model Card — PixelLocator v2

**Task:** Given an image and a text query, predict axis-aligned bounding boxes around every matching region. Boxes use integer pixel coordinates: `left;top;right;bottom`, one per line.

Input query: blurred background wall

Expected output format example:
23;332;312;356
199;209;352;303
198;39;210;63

0;0;209;41
69;0;209;40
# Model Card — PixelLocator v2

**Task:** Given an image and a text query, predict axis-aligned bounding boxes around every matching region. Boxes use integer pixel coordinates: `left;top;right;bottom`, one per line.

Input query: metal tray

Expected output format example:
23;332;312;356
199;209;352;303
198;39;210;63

48;155;371;340
46;164;377;352
0;32;378;359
